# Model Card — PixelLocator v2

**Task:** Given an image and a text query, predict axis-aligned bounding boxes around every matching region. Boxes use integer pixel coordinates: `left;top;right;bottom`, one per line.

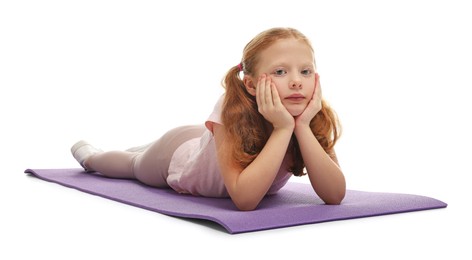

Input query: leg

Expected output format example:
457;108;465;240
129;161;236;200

77;125;206;187
125;142;154;153
84;151;139;179
130;125;206;187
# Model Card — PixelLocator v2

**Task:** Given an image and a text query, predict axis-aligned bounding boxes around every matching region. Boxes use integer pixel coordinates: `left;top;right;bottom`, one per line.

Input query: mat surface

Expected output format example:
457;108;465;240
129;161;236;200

24;168;447;234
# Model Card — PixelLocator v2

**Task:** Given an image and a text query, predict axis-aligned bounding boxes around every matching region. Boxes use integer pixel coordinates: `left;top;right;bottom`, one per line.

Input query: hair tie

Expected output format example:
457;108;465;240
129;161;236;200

237;63;243;72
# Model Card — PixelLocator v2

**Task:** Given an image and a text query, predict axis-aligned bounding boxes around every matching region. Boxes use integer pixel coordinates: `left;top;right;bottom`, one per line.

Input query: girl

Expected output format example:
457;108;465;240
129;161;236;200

71;27;346;211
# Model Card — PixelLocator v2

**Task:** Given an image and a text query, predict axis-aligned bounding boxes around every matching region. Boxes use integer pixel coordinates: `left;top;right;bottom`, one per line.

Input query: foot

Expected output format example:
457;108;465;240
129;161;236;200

71;140;103;172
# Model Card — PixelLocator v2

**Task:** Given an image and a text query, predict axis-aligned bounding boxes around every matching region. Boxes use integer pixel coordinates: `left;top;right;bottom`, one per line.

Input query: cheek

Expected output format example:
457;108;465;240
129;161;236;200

306;80;316;95
271;78;287;91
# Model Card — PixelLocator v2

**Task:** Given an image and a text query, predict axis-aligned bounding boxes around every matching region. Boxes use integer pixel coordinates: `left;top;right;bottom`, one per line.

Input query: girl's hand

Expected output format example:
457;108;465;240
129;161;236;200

295;73;322;127
256;74;295;130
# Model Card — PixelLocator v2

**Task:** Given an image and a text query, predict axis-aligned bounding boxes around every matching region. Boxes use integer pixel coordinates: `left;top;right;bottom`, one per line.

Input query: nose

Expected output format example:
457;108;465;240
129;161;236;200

289;76;302;89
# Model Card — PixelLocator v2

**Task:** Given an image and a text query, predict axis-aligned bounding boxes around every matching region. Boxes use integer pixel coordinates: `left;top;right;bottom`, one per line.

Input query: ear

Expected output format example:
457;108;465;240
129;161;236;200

243;75;257;96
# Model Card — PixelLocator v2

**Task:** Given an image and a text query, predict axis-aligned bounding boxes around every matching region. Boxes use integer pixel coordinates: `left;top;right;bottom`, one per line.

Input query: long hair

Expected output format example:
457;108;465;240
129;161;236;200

221;27;341;176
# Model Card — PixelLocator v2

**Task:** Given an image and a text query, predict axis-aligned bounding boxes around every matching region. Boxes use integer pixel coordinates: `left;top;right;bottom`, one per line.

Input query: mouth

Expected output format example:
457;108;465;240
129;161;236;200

285;94;305;102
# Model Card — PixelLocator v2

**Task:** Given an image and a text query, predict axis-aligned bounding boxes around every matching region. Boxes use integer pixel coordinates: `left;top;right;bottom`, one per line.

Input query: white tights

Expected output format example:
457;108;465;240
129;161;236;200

85;125;206;187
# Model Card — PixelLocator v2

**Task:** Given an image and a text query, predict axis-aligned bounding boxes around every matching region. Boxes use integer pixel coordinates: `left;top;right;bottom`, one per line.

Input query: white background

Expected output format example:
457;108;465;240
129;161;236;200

1;0;471;259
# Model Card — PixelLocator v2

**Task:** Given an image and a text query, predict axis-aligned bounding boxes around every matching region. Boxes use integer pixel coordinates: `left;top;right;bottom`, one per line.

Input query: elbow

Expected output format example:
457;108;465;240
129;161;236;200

325;198;343;205
228;187;264;211
322;173;346;205
232;197;260;211
236;204;258;211
323;190;346;205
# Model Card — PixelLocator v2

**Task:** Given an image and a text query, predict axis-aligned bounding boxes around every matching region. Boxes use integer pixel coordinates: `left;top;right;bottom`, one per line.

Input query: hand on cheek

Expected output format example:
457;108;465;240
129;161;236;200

295;73;322;127
256;74;294;130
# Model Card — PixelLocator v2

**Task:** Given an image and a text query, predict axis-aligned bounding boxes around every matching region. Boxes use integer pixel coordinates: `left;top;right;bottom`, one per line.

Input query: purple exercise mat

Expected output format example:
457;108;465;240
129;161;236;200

24;168;447;234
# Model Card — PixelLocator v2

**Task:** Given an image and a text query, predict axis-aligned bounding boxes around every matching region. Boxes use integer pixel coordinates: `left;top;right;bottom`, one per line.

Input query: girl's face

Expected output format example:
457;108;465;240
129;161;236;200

247;38;316;117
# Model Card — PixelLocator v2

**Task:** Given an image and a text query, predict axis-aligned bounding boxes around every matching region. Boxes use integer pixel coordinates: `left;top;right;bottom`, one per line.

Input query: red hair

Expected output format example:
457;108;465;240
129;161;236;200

221;27;341;176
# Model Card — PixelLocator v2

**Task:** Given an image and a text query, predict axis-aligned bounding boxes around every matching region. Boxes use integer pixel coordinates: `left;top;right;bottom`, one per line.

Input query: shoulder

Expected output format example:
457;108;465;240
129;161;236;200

213;123;238;166
205;94;225;133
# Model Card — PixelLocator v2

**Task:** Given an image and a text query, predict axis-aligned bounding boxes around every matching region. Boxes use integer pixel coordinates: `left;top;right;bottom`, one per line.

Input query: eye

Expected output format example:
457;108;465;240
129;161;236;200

272;69;286;76
301;69;312;75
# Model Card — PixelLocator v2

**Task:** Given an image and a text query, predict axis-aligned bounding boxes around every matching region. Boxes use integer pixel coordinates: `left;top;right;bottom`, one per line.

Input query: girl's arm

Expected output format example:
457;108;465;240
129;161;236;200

295;73;346;204
215;74;295;211
294;126;346;204
214;123;292;211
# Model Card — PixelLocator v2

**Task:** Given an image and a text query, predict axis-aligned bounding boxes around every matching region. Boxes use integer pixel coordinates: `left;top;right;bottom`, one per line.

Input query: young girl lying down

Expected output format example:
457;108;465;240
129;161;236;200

71;27;346;211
